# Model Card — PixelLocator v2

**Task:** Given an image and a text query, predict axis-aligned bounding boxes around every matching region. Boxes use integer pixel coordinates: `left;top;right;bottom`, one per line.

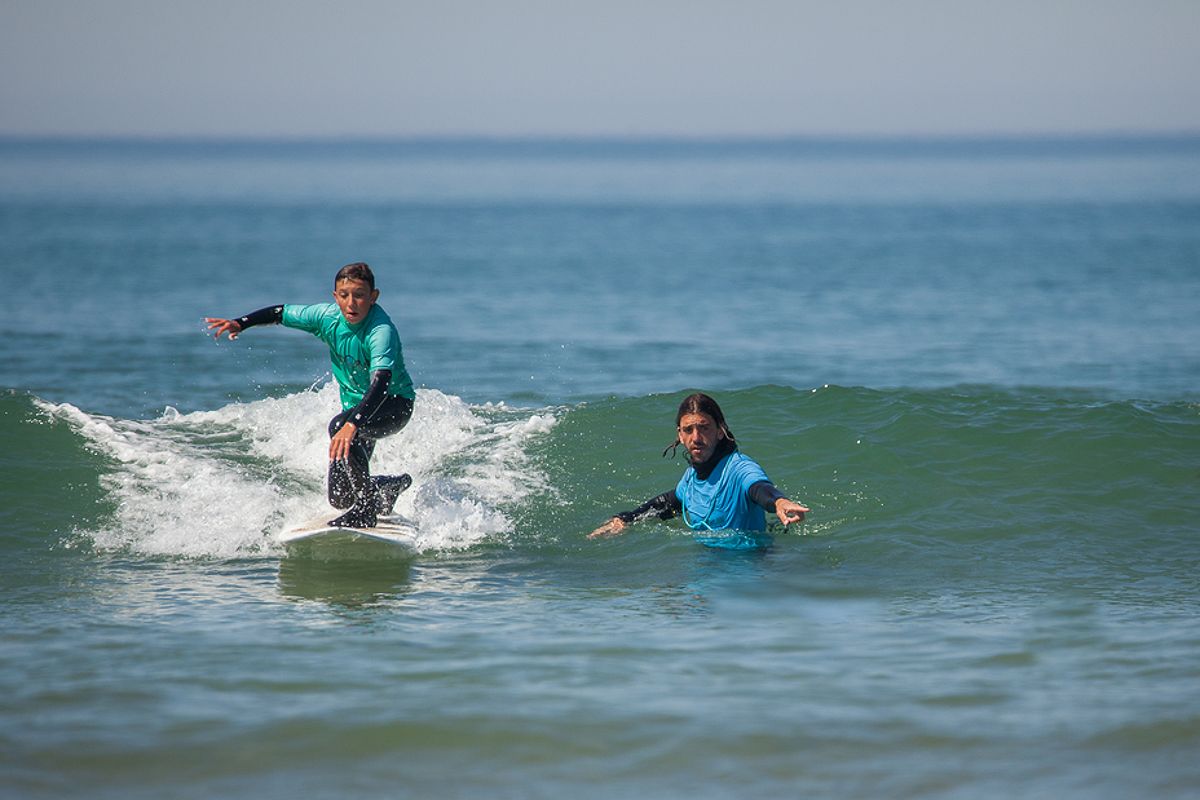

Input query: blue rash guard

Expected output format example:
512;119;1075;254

280;303;415;410
611;441;787;549
676;450;772;533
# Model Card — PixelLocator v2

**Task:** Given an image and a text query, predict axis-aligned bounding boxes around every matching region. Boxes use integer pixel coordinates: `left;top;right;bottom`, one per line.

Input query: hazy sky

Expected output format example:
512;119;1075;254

3;0;1199;137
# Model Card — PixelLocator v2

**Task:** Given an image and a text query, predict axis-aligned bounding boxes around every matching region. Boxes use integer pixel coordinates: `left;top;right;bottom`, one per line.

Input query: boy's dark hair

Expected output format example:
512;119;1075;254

335;262;375;290
663;392;737;457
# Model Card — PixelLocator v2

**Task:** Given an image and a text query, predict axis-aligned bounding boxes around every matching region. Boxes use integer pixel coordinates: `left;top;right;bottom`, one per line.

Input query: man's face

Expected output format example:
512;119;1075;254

678;412;722;464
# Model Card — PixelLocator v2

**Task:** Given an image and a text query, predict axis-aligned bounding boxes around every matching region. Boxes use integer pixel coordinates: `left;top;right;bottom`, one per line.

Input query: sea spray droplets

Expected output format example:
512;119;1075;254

39;400;282;558
389;397;559;551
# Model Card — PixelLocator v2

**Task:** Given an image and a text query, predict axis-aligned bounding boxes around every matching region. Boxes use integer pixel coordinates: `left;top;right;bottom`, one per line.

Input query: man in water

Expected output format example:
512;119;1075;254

589;392;809;541
205;262;416;528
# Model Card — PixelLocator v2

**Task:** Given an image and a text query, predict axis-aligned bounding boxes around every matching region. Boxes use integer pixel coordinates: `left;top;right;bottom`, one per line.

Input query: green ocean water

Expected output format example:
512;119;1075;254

2;137;1199;798
4;383;1198;798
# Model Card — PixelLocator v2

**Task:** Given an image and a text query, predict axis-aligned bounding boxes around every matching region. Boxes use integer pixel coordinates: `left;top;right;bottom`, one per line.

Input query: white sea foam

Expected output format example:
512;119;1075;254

38;384;557;558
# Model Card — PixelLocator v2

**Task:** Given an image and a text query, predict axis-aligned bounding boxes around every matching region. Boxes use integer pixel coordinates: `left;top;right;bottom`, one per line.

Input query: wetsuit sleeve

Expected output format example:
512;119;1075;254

748;480;785;512
344;369;393;427
236;306;284;329
614;490;682;524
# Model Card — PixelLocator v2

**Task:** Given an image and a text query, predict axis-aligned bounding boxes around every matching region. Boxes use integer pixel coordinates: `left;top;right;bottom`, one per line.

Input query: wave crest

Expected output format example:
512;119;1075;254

36;384;557;558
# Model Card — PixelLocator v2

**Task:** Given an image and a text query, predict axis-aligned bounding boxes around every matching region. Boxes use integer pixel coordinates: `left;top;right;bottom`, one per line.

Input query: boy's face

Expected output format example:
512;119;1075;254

333;278;379;325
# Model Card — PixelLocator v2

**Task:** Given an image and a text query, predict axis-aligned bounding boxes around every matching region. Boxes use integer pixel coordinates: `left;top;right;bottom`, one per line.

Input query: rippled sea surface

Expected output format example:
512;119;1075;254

2;137;1198;798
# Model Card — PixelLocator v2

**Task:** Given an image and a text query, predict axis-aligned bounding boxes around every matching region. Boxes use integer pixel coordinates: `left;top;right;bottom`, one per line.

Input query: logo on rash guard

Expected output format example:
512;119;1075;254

333;347;370;375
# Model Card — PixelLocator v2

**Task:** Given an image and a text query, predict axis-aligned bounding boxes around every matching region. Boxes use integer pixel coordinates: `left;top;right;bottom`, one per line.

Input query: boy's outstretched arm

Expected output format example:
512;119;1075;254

205;306;284;341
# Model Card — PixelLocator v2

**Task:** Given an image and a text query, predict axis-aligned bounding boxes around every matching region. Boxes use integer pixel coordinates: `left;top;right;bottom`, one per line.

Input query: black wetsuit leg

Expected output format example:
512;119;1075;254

326;395;414;523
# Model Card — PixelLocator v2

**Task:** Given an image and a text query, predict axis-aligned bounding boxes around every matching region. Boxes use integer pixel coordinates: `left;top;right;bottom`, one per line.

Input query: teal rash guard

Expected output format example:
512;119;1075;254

279;303;415;410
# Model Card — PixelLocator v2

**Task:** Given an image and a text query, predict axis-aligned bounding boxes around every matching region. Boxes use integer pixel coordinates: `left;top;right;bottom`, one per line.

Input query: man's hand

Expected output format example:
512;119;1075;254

774;498;810;526
588;517;627;539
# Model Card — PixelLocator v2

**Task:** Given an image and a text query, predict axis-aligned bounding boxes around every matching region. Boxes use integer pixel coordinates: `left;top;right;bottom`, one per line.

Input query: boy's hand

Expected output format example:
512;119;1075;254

330;421;358;461
205;317;243;341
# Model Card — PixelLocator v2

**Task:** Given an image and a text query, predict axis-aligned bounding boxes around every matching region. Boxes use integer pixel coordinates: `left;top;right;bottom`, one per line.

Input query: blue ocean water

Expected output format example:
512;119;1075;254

1;136;1199;798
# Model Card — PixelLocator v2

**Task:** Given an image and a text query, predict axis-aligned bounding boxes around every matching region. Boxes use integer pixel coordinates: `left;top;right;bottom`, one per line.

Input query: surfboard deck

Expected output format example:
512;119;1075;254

280;513;419;552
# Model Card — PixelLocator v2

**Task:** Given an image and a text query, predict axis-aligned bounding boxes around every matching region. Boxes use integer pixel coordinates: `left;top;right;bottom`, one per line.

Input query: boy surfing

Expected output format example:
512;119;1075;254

205;262;416;528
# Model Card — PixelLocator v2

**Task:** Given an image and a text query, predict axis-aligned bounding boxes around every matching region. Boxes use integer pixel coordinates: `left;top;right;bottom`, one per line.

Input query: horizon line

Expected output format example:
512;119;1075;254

3;129;1200;145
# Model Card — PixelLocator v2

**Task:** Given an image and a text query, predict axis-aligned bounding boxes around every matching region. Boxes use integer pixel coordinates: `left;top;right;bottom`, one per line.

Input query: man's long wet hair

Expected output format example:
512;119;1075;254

335;262;375;290
663;392;737;458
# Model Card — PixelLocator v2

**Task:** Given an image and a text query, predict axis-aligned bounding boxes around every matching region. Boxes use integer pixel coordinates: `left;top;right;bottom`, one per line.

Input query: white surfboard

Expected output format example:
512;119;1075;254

279;513;419;553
